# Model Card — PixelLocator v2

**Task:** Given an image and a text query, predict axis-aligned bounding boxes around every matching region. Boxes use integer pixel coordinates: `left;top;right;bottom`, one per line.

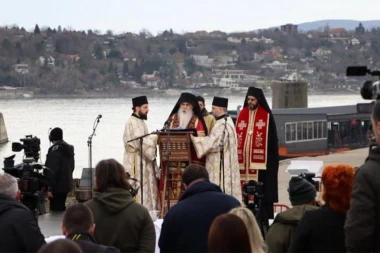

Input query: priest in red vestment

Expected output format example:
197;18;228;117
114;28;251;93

159;92;209;213
236;87;279;220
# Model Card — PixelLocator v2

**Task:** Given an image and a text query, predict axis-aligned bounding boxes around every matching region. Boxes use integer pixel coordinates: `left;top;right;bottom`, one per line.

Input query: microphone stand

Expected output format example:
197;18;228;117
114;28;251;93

88;115;101;198
127;132;154;205
219;114;227;192
163;121;171;214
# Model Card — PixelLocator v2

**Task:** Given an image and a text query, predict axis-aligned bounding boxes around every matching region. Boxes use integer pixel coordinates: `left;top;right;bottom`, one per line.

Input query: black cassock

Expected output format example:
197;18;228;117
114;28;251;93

242;87;279;219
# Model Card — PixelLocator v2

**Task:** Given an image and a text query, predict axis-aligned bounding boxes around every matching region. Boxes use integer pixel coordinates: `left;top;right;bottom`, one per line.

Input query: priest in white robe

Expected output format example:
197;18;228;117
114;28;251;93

123;95;160;211
191;96;242;201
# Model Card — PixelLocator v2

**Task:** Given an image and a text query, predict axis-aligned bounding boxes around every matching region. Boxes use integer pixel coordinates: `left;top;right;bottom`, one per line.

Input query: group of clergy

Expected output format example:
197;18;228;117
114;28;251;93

123;87;279;219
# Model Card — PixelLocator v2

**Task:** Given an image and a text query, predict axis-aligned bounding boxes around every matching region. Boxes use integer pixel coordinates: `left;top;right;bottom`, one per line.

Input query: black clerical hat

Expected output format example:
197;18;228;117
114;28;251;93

243;86;271;113
132;96;148;107
178;92;197;106
247;87;260;97
212;96;228;108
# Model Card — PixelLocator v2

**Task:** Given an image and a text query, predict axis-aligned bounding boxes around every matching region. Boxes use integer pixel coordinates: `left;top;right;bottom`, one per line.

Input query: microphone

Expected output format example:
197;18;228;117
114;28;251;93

164;119;172;127
48;127;52;146
98;114;102;119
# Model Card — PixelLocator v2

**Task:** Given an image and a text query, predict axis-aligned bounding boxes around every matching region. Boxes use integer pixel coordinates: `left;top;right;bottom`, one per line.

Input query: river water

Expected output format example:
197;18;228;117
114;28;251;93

0;94;369;178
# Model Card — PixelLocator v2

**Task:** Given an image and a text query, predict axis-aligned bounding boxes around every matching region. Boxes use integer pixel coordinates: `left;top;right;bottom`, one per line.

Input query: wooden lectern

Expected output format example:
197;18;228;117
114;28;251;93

157;130;195;217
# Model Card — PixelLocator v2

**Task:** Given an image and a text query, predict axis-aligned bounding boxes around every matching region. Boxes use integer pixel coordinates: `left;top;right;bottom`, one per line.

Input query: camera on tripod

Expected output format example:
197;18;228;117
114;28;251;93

2;135;52;216
242;180;264;199
242;180;268;238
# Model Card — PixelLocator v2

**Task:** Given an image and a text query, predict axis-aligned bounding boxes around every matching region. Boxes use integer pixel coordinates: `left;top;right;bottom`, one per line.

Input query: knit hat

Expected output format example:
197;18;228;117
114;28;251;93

288;177;316;206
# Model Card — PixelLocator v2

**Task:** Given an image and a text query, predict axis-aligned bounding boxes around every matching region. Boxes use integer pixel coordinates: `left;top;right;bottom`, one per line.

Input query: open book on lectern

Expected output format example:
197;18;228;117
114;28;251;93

160;127;197;137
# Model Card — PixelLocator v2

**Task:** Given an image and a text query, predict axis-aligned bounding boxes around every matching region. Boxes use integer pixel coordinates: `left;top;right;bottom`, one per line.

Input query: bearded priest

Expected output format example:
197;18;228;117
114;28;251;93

166;92;208;137
236;87;279;220
190;96;242;201
159;92;209;207
123;95;160;211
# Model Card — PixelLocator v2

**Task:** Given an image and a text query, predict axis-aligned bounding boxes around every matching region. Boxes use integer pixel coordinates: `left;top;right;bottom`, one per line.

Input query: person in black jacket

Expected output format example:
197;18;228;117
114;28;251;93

62;203;120;253
45;127;75;212
0;172;46;252
158;164;241;253
345;100;380;252
288;164;355;253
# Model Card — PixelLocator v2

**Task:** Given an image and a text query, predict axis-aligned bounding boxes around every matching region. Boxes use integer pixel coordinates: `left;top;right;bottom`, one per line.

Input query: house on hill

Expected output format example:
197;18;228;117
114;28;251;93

329;28;347;37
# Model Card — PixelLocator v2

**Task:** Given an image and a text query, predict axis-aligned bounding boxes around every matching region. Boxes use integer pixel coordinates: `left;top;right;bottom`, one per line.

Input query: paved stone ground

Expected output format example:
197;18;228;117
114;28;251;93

40;148;369;237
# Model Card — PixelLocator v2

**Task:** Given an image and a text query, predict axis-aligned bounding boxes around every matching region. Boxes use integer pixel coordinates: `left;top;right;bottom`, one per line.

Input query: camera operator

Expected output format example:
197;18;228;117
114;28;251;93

45;127;75;212
345;100;380;252
0;172;46;252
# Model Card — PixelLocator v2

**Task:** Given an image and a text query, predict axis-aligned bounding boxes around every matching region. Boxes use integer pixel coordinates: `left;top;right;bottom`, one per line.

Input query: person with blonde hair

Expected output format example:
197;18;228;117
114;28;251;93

229;207;266;253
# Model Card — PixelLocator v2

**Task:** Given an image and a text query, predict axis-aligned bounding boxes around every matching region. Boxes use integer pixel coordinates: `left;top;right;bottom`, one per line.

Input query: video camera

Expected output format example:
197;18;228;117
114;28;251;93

2;135;52;216
242;180;268;238
242;180;264;199
11;135;41;161
346;66;379;150
347;66;380;100
299;172;320;192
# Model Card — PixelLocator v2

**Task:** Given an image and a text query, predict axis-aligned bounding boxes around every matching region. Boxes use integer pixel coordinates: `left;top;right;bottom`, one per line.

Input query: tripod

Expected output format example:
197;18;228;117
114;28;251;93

244;193;269;239
88;115;102;197
21;191;46;220
161;121;171;214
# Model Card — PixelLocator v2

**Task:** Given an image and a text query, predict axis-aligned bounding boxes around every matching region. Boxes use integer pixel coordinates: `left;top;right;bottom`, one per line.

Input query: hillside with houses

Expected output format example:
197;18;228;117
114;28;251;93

0;23;380;95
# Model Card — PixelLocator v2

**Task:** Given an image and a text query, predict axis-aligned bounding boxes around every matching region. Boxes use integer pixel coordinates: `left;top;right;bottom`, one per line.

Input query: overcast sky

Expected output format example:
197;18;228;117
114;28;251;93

1;0;379;34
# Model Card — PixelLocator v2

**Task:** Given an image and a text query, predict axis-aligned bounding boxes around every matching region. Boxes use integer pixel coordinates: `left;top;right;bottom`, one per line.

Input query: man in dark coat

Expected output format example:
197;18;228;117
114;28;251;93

345;100;380;252
62;203;120;253
158;164;241;253
236;87;279;220
45;127;75;212
0;172;46;252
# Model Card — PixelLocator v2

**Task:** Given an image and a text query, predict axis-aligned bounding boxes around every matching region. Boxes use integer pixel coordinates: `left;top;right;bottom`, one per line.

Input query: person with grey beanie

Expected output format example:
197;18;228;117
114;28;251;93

265;177;318;253
288;177;317;206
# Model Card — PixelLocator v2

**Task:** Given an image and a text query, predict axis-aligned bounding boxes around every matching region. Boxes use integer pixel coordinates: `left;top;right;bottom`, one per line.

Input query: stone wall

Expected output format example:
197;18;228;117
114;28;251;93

271;81;308;109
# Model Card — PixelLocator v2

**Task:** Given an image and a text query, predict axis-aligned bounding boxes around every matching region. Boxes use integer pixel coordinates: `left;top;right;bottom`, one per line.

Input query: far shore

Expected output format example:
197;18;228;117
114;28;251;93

0;88;360;100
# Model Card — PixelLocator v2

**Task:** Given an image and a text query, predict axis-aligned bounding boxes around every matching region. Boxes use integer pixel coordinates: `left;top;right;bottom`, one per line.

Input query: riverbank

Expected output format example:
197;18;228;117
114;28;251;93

0;87;358;100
